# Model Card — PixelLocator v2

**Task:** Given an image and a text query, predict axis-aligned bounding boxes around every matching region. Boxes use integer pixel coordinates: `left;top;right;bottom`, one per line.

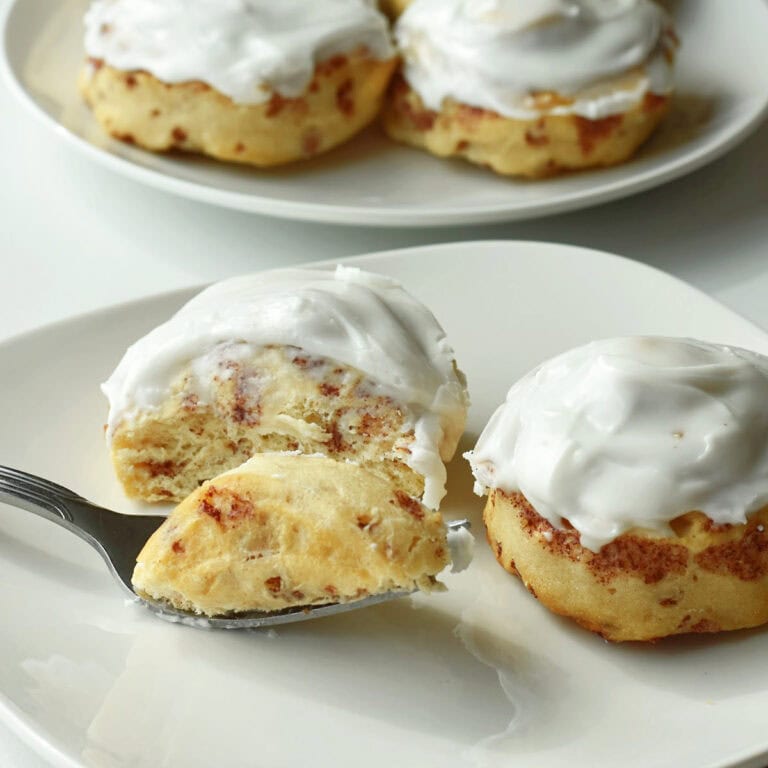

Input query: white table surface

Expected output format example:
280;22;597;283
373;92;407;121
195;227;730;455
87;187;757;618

2;16;768;767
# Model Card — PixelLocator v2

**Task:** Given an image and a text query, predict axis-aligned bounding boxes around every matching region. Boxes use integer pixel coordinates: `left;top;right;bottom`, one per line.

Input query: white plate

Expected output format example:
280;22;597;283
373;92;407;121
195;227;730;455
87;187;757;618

3;0;768;227
3;241;768;768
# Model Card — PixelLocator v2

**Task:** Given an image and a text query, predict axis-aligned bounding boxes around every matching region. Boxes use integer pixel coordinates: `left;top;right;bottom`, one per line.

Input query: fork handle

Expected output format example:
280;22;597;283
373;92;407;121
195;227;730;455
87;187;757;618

0;465;117;548
0;465;164;601
0;467;80;523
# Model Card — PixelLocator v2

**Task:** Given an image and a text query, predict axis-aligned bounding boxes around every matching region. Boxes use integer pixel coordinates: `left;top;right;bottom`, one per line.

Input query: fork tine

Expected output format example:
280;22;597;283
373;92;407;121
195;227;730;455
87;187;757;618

0;465;84;501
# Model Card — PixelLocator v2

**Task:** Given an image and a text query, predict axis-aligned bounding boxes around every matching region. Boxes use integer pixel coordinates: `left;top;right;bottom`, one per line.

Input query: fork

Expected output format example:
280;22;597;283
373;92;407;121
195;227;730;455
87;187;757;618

0;465;469;629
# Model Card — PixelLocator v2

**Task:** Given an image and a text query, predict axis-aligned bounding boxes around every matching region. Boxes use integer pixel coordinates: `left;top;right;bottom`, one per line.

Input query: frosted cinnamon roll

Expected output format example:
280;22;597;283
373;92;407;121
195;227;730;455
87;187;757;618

80;0;397;166
383;0;677;177
466;337;768;641
102;266;468;510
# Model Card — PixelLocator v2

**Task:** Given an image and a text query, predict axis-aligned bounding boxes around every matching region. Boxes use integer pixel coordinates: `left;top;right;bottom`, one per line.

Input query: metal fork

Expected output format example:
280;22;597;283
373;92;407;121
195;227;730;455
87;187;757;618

0;465;469;629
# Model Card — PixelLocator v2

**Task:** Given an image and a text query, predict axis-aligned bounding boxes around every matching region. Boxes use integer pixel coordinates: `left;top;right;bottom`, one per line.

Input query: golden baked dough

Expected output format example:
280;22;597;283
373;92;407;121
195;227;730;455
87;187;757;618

109;344;442;503
382;75;670;178
132;453;450;616
79;49;397;167
484;490;768;642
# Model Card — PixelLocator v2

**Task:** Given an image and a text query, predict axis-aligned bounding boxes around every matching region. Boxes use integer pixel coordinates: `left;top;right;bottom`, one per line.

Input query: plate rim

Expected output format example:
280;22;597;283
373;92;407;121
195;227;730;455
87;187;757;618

3;0;768;227
2;239;768;768
0;698;82;768
1;238;767;351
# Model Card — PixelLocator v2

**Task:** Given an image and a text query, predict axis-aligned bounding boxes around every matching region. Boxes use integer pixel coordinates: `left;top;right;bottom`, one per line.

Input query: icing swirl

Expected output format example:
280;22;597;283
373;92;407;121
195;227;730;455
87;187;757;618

467;337;768;550
396;0;675;119
84;0;393;104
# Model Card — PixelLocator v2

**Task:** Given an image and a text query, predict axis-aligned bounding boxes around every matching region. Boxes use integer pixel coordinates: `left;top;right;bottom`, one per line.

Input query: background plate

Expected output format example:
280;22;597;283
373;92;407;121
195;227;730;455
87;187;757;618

2;0;768;226
2;242;768;768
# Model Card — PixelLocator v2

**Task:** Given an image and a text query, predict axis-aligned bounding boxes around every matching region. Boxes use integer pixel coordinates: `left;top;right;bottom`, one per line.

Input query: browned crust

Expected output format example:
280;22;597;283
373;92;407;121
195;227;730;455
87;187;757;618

79;50;397;167
484;490;768;642
382;75;671;178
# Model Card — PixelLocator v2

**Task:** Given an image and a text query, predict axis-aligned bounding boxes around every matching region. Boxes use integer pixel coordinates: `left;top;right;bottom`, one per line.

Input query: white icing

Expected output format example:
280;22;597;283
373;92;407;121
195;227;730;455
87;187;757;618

466;337;768;551
102;266;468;510
83;0;393;104
396;0;675;119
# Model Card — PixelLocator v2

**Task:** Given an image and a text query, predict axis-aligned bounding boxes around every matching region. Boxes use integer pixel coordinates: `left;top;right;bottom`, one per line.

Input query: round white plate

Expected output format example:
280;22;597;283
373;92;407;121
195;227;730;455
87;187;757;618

3;241;768;768
3;0;768;227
